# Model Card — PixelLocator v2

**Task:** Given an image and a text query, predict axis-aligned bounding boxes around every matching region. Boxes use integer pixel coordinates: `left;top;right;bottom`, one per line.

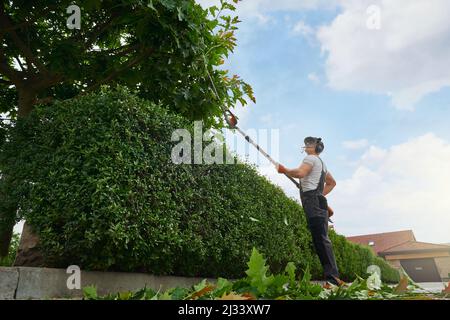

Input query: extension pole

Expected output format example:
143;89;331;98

225;111;333;224
203;59;332;222
233;125;300;188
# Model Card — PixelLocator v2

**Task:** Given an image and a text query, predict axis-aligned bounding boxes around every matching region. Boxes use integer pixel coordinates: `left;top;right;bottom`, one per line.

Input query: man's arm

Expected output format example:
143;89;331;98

323;171;336;196
278;162;312;179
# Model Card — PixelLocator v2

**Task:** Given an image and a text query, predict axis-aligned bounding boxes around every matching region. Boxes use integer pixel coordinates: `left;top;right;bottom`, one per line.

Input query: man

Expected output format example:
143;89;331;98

277;137;342;286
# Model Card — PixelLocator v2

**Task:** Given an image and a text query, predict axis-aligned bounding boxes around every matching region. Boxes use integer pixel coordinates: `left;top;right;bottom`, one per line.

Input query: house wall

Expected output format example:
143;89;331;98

385;259;402;269
383;252;450;281
384;251;449;261
435;256;450;281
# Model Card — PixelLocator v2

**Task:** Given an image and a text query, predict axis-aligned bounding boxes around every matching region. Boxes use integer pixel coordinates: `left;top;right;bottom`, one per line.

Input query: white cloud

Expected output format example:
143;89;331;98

317;0;450;110
259;113;273;125
307;72;320;84
328;133;450;243
293;21;314;37
342;139;369;150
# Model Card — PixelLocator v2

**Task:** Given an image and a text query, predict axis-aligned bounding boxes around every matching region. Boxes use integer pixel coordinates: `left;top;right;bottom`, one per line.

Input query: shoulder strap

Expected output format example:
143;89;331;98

317;156;325;174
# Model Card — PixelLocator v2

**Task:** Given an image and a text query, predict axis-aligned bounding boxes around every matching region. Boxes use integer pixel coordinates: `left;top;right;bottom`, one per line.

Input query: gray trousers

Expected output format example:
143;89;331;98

302;194;340;282
307;215;340;282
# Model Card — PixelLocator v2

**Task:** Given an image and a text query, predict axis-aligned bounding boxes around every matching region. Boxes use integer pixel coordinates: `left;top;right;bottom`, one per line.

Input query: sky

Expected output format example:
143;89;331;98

197;0;450;244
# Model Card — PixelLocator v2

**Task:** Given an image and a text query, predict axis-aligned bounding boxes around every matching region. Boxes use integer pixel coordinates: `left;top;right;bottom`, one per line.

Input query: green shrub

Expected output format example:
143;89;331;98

329;232;399;283
0;233;19;266
0;89;399;282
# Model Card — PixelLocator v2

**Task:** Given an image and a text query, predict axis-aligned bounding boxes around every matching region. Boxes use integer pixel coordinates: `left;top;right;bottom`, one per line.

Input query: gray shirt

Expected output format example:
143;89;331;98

300;155;327;192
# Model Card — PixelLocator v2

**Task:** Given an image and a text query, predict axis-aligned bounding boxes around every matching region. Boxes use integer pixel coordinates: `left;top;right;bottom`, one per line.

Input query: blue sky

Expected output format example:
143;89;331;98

199;0;450;244
226;8;450;178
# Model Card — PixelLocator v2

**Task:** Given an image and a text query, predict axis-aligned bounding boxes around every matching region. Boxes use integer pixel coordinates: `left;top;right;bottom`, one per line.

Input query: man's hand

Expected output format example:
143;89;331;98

327;206;334;218
277;163;288;174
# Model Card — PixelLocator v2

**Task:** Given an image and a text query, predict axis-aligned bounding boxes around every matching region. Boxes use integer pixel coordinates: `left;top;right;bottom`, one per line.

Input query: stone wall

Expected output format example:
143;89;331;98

0;266;216;300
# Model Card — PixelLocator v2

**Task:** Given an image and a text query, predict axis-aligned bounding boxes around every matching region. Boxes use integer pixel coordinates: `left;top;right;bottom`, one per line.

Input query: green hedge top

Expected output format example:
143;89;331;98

0;89;399;283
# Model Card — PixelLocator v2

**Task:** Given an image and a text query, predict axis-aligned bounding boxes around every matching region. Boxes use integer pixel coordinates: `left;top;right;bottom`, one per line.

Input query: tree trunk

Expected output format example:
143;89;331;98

14;221;45;266
0;223;13;257
17;90;36;117
0;170;18;258
10;90;45;266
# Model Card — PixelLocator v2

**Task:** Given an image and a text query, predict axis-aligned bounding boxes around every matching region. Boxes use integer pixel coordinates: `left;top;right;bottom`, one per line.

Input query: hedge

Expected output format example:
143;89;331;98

0;89;399;283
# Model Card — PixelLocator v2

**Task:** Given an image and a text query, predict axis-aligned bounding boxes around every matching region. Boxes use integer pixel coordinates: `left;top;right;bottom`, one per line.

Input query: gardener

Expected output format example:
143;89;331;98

276;137;342;286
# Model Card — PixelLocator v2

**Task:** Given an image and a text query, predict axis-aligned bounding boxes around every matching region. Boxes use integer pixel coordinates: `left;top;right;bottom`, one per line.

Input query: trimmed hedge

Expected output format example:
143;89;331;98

0;89;399;283
329;233;401;283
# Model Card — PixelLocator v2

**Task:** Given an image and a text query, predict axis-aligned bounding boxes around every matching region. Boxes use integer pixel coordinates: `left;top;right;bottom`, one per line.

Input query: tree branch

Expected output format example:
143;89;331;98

35;96;54;105
0;20;32;33
0;78;12;85
15;56;26;71
84;13;120;50
91;43;140;57
84;48;153;94
0;3;60;38
0;6;49;75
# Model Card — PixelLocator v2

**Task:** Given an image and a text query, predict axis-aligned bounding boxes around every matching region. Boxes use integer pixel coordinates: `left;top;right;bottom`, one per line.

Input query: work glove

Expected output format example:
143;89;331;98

228;114;237;128
225;112;237;128
277;163;287;174
327;206;334;218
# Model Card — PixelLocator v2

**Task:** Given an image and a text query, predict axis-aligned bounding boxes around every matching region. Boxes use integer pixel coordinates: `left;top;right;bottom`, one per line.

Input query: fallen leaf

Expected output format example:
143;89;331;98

241;292;256;300
394;276;409;294
442;281;450;294
217;292;253;300
189;285;215;300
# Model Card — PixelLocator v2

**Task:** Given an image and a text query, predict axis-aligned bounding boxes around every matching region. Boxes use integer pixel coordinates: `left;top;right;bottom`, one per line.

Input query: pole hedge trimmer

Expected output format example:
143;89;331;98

223;109;300;187
223;110;334;223
204;57;333;223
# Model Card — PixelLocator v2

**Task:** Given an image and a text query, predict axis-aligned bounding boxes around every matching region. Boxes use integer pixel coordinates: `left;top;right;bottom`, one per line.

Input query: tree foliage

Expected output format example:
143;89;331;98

0;0;254;257
0;0;254;125
0;232;19;266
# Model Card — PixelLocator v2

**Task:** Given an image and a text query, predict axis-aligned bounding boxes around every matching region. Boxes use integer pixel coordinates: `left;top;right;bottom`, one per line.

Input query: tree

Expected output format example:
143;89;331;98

0;0;255;259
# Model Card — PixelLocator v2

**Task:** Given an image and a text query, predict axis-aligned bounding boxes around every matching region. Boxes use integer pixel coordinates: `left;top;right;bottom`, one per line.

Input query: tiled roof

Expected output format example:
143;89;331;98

346;230;416;254
379;241;450;256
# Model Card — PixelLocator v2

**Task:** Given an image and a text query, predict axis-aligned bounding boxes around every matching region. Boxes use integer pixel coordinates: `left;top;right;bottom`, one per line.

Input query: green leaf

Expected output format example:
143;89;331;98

159;291;173;300
245;247;274;295
169;287;189;300
285;262;296;286
83;285;98;300
209;6;219;16
193;279;208;292
118;291;132;300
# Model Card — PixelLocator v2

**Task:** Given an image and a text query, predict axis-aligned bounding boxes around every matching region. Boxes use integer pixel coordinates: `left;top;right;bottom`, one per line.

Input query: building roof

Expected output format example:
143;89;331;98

379;241;450;256
346;230;416;254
